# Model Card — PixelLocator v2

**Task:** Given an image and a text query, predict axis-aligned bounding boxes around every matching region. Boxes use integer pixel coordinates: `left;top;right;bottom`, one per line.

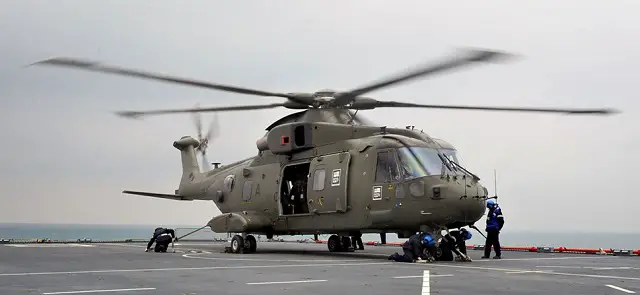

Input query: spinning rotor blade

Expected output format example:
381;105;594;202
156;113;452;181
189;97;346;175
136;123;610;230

115;103;287;119
192;103;204;140
205;112;220;142
369;101;618;115
30;58;304;101
333;48;514;106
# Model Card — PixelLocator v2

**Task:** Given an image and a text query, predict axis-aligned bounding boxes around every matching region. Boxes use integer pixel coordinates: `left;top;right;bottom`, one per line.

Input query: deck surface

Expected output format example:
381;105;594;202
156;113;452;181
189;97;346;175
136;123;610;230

1;241;638;295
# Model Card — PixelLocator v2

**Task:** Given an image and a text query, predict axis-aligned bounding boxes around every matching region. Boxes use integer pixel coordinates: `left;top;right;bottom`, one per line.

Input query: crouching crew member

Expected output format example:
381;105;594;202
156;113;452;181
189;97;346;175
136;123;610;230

482;199;504;259
388;233;436;263
351;232;364;251
439;228;472;262
145;227;176;253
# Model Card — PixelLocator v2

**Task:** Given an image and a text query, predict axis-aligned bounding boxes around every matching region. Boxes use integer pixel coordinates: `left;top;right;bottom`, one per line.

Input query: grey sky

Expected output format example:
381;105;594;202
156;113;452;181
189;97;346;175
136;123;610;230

1;1;637;232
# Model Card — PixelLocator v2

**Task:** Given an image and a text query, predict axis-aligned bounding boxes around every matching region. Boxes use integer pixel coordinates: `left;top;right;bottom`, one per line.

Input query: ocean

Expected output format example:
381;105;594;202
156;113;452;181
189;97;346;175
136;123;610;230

1;223;638;250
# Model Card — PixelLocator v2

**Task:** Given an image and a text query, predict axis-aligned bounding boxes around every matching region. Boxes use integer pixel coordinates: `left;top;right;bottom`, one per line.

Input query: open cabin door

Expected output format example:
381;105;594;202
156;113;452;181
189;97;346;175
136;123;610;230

307;152;351;214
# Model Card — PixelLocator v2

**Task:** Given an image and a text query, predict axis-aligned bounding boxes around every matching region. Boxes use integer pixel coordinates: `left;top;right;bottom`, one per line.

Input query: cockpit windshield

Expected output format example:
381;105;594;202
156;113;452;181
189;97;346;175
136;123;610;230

396;147;448;178
440;148;461;165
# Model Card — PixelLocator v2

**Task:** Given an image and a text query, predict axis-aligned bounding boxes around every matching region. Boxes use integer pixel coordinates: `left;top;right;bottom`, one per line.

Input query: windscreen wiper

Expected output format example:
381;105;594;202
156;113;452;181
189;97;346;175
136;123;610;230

446;158;480;182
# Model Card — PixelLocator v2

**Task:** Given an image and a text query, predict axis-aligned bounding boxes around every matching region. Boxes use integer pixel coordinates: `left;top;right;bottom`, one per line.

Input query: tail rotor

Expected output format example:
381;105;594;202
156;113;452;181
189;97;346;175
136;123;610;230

191;103;219;171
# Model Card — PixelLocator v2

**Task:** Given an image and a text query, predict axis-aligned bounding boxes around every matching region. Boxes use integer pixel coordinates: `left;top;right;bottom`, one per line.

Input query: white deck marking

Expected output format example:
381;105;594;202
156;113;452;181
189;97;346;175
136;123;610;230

536;266;636;270
505;270;545;274
401;263;640;282
182;253;372;263
42;287;156;294
247;279;327;285
474;256;610;262
0;261;392;277
4;244;95;248
606;285;636;294
393;274;453;279
422;270;430;295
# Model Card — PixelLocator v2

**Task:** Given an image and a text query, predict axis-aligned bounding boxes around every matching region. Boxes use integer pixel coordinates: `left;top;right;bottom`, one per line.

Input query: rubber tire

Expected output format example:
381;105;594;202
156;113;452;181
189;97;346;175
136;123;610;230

340;236;352;252
328;235;341;252
231;235;244;253
436;244;454;261
245;235;257;253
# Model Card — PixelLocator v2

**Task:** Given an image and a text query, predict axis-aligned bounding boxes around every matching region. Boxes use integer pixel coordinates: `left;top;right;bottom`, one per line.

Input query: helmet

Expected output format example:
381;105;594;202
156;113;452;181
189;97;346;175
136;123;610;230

422;233;435;247
486;199;496;209
460;228;472;240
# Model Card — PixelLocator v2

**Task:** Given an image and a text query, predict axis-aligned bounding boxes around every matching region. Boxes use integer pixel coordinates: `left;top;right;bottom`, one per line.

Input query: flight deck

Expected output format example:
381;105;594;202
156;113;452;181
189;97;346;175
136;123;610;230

1;241;638;295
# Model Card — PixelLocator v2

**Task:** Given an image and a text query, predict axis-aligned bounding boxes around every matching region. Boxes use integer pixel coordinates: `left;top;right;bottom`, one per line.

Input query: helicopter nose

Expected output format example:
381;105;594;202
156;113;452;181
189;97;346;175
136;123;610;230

429;180;486;223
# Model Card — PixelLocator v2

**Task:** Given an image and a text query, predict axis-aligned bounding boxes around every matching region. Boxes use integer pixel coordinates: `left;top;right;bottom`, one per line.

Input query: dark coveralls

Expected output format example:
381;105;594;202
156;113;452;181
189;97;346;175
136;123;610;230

146;228;175;253
351;232;364;250
483;205;504;258
439;230;468;261
389;233;434;262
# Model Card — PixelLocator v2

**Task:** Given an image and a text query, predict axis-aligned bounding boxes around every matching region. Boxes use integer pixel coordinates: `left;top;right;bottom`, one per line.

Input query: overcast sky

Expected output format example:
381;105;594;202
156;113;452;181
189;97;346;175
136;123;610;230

0;0;637;232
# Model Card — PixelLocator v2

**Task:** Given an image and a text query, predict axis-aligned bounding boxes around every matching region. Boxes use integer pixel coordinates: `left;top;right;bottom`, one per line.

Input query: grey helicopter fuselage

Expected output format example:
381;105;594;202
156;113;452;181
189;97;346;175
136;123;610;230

173;110;488;240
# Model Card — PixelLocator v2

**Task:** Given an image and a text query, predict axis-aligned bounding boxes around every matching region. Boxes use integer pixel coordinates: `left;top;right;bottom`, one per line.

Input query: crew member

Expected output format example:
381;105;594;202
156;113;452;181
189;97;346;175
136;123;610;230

482;199;504;259
351;232;364;251
388;233;436;263
145;227;176;253
440;228;472;262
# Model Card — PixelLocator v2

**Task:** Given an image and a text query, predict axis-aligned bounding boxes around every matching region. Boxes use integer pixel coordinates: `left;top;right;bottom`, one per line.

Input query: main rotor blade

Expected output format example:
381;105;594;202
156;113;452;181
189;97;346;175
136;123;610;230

115;103;287;119
371;101;619;115
31;58;296;99
334;48;514;106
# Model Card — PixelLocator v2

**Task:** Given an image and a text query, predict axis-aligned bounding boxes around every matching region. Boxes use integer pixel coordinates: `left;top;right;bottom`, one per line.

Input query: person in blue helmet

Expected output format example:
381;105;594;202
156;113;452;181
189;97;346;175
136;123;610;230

438;228;473;262
482;199;504;259
388;232;436;263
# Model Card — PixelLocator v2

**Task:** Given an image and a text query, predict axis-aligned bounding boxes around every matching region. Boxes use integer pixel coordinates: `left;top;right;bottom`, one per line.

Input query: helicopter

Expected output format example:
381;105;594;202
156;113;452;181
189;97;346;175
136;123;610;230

31;48;618;255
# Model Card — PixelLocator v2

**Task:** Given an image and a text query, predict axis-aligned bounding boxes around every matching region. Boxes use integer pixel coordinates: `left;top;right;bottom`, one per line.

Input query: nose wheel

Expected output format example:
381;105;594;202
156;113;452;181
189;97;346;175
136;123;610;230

229;234;258;254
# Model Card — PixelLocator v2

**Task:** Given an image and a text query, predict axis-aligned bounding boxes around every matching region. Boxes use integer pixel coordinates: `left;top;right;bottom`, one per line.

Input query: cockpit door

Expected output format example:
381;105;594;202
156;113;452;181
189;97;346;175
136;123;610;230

371;149;403;207
306;152;351;214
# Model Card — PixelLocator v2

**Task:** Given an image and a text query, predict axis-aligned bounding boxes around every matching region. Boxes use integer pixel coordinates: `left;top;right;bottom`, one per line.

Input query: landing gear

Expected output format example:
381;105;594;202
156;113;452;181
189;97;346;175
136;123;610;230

327;235;354;252
245;235;257;253
229;234;257;254
230;235;244;253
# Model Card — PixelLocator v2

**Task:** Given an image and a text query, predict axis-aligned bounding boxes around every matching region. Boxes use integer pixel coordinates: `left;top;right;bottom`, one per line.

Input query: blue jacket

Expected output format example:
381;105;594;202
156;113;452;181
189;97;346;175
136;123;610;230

486;206;504;231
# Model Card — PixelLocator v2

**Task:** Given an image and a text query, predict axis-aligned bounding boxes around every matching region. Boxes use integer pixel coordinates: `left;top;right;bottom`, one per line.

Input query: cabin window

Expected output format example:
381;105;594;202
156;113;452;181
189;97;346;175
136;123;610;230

375;150;400;183
312;169;326;191
294;126;305;146
242;180;253;201
224;175;235;192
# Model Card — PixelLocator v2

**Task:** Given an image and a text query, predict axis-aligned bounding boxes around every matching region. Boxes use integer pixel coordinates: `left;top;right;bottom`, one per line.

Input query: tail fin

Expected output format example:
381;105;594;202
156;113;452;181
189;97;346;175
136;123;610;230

173;136;202;194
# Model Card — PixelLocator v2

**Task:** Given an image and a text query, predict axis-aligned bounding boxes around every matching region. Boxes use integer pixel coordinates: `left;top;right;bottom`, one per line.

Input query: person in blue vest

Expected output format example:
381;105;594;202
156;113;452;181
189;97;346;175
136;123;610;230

482;199;504;259
145;227;176;253
439;228;473;262
388;232;436;262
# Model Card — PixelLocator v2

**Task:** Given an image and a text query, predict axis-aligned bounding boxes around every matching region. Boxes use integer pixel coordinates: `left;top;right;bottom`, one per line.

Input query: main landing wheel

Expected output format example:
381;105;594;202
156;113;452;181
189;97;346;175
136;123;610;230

328;235;341;252
231;235;244;253
327;235;353;252
244;235;257;253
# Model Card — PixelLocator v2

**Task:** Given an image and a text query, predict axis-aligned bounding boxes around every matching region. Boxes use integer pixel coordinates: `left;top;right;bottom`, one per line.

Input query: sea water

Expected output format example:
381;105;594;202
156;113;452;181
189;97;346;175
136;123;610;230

1;223;638;250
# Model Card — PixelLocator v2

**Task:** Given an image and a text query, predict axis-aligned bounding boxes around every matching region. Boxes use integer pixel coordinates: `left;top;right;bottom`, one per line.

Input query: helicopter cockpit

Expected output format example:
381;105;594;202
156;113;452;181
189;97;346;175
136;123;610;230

375;146;472;183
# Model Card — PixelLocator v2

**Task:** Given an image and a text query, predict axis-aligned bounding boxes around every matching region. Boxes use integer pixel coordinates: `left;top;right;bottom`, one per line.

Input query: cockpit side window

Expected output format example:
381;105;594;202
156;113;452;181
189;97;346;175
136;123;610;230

375;150;400;183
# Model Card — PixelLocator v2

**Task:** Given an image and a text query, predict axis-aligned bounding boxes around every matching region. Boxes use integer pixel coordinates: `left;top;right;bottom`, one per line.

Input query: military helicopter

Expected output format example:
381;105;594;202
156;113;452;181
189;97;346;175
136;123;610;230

32;48;617;255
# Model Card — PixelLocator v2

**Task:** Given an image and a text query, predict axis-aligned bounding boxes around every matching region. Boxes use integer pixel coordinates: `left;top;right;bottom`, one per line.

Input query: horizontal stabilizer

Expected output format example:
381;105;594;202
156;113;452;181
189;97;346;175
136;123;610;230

122;190;192;201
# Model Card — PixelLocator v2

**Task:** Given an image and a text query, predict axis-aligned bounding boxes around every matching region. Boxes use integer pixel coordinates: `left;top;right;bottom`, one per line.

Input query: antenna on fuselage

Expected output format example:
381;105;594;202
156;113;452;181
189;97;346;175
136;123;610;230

493;169;498;200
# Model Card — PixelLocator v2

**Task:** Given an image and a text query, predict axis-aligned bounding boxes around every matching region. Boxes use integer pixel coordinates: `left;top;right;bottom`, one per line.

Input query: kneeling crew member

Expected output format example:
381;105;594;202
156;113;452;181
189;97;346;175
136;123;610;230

388;233;436;263
482;199;504;259
145;227;176;253
440;228;472;262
